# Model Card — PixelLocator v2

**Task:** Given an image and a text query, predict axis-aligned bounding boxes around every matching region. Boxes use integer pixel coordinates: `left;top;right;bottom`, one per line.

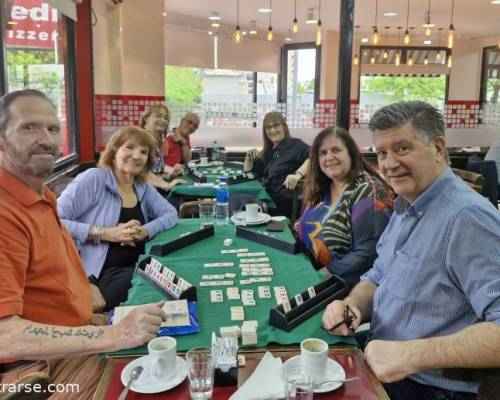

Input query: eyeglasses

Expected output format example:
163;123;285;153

265;122;282;131
320;305;357;334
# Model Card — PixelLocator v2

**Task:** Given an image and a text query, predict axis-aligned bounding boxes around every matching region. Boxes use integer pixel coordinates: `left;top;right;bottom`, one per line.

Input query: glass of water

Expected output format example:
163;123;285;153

283;361;314;400
198;200;215;228
186;348;214;400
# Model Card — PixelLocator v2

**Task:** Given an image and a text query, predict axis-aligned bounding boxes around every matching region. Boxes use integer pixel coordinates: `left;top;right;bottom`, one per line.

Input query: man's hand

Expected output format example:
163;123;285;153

90;284;106;313
112;301;167;350
172;164;186;176
322;300;361;336
364;340;420;383
283;173;302;190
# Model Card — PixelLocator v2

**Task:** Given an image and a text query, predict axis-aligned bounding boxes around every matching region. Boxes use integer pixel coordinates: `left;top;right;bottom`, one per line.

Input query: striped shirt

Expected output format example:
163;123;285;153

362;168;500;393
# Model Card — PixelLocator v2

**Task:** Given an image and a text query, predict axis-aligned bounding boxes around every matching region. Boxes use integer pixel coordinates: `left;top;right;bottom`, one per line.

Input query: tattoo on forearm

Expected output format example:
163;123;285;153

23;324;105;340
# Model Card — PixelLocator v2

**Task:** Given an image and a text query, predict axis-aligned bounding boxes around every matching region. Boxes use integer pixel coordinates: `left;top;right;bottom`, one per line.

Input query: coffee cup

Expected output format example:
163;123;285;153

300;338;328;382
200;157;209;166
148;336;177;380
245;203;262;222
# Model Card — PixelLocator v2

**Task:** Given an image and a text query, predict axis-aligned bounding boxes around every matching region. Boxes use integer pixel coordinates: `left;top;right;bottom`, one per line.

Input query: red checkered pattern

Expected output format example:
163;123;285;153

444;101;480;128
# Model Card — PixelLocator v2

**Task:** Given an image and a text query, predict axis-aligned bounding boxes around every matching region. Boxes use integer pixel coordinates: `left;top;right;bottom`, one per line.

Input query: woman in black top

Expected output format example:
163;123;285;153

243;112;310;217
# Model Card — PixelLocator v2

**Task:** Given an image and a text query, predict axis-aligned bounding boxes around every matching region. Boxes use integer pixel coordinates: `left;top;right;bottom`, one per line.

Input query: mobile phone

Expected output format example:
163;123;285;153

266;220;284;232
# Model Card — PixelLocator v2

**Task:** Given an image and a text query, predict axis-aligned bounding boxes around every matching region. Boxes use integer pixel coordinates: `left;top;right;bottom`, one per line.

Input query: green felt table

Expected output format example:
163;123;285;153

108;219;355;356
168;166;276;208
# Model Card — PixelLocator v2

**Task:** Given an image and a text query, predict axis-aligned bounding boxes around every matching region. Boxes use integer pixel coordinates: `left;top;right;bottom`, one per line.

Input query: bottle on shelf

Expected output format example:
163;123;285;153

212;140;219;162
215;177;230;225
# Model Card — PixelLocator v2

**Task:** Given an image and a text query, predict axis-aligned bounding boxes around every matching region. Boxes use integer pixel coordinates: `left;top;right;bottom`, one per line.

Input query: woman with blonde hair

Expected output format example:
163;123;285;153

138;104;185;191
243;111;310;217
58;126;178;309
297;126;394;288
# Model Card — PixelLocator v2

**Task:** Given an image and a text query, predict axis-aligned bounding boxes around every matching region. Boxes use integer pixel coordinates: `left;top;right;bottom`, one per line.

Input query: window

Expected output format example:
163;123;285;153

1;0;77;161
165;66;278;128
282;43;321;127
480;46;500;105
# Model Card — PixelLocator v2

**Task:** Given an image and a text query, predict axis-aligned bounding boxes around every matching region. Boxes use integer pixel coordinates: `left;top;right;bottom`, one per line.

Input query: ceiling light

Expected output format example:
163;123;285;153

258;8;272;13
384;12;397;17
209;12;221;21
306;8;317;24
424;55;429;65
316;0;322;46
371;0;379;44
233;0;242;44
208;31;213;36
162;12;167;17
292;0;299;32
361;37;369;43
491;0;500;4
448;0;455;48
211;22;220;28
447;54;453;68
424;39;432;44
404;0;411;44
267;0;273;41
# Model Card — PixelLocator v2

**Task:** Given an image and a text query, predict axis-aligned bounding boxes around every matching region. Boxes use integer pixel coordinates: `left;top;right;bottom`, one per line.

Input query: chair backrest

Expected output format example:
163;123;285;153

466;157;499;205
290;180;305;224
179;200;203;218
452;168;485;193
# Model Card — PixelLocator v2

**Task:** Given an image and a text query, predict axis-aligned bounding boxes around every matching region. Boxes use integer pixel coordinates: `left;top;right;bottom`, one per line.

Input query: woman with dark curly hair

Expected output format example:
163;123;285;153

297;126;394;288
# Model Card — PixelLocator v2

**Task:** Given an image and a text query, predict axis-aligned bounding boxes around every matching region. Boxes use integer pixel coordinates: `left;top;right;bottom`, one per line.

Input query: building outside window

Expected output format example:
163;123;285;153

1;0;77;160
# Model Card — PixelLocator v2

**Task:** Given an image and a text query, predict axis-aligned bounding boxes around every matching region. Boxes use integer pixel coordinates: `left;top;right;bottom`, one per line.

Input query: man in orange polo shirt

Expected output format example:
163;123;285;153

0;90;167;399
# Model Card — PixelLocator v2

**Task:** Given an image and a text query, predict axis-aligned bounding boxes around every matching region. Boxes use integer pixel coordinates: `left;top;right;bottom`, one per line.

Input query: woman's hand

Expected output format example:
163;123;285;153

131;225;149;242
283;173;302;190
246;148;260;160
166;178;187;190
100;220;141;245
172;163;186;176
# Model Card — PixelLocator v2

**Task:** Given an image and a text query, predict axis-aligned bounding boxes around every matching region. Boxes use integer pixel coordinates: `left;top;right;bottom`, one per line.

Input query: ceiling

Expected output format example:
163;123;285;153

164;0;500;41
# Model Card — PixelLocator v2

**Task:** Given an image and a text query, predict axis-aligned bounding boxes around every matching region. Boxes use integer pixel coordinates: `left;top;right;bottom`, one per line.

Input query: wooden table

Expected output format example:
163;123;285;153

94;345;389;400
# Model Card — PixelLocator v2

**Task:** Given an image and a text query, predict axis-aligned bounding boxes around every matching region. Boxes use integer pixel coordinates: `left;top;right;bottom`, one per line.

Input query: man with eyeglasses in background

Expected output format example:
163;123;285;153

164;112;200;177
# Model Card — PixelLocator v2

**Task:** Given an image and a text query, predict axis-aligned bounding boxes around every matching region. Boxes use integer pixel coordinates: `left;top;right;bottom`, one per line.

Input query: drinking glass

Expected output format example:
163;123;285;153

186;348;214;400
283;361;314;400
198;201;215;228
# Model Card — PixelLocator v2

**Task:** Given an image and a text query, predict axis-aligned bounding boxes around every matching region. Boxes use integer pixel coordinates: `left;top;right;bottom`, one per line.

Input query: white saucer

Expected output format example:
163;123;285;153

120;355;187;394
231;211;271;226
283;355;346;393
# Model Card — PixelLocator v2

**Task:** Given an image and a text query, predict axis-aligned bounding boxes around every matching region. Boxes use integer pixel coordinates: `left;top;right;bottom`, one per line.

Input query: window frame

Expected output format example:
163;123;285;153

0;1;80;173
357;45;451;107
479;45;500;107
280;42;322;106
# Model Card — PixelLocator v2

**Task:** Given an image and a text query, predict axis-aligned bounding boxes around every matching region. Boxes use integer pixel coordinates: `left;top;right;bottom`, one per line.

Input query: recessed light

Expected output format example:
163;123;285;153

209;12;221;20
424;40;432;44
162;12;167;17
208;31;213;36
383;12;397;17
258;8;272;13
491;0;500;4
361;37;369;43
285;37;292;41
211;22;220;27
242;31;247;35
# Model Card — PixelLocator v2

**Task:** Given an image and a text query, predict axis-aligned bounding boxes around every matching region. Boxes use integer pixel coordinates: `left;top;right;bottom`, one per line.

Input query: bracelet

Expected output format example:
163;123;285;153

91;225;102;245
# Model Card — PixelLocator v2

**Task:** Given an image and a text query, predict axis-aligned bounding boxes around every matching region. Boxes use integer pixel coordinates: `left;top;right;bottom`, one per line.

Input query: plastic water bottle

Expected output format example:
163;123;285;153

212;140;219;162
215;177;230;226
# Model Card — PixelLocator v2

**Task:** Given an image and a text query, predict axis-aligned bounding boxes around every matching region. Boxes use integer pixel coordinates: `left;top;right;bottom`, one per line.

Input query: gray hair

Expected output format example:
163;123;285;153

0;89;56;137
368;101;445;145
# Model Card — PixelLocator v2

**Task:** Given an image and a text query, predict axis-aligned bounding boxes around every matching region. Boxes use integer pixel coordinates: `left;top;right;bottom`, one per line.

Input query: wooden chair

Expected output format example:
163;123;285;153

179;200;204;218
452;168;485;193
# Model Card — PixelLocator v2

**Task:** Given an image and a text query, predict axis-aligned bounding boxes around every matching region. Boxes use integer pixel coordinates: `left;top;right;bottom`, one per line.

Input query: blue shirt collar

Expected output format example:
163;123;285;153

103;168;148;199
394;167;454;216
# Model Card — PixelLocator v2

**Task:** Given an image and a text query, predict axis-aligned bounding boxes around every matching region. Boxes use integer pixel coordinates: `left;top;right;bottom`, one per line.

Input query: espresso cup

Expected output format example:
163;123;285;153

200;157;209;166
300;338;328;382
148;336;177;381
245;203;262;222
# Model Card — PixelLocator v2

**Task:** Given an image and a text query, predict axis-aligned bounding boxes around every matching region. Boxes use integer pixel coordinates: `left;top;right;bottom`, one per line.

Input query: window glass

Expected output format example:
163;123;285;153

3;0;74;157
359;75;446;123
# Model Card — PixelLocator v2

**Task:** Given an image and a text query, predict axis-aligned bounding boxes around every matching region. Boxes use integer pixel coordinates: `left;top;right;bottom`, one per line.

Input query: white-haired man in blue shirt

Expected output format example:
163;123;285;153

323;101;500;400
